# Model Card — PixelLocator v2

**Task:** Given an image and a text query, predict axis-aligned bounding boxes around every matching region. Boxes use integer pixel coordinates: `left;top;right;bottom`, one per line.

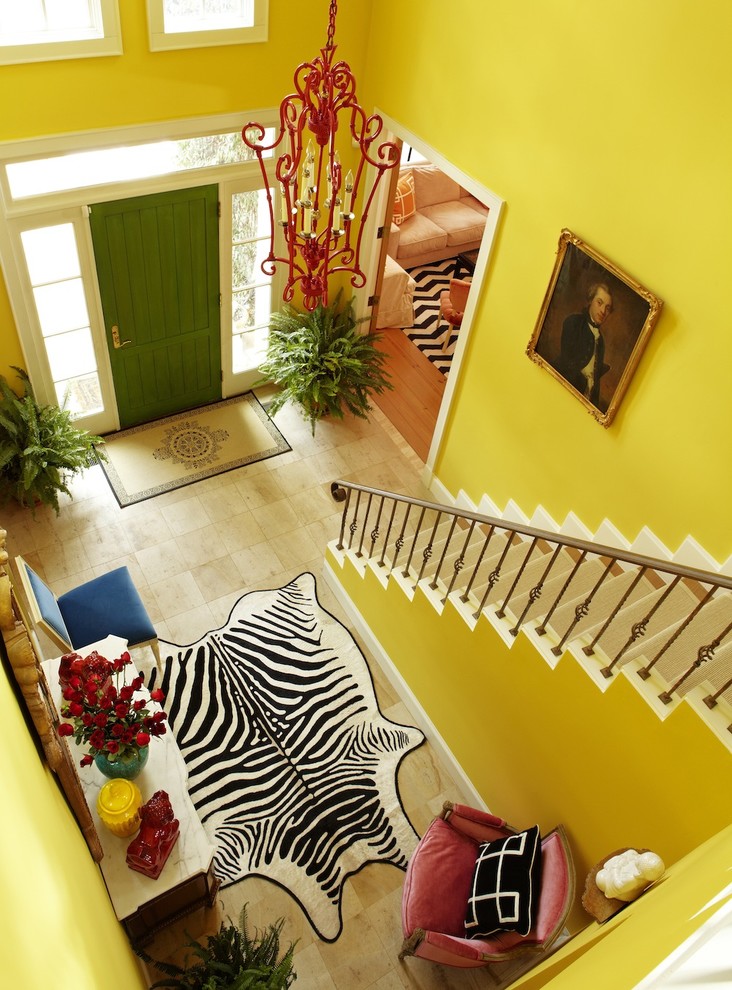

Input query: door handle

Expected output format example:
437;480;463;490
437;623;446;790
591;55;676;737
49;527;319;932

111;325;132;349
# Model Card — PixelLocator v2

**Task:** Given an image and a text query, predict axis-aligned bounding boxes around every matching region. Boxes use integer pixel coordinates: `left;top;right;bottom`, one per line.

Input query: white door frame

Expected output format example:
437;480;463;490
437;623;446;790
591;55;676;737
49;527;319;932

359;112;504;478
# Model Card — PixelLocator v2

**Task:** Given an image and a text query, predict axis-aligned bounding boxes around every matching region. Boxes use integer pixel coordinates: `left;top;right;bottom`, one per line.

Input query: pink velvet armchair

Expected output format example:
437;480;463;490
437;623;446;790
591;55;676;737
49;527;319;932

400;802;576;969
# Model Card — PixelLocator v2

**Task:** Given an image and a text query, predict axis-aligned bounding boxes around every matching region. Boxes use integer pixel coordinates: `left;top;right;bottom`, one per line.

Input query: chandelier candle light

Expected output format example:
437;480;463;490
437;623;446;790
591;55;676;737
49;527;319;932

242;0;399;311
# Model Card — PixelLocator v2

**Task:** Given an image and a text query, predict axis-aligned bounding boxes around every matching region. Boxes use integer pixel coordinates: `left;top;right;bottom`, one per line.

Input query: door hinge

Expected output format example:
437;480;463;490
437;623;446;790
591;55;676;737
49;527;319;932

377;226;384;239
218;292;222;307
220;369;224;382
217;201;222;218
368;294;379;307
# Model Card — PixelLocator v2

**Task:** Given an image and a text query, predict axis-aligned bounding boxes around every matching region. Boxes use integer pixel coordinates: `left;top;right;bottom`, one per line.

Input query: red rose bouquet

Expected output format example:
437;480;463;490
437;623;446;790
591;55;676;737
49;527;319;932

57;649;167;768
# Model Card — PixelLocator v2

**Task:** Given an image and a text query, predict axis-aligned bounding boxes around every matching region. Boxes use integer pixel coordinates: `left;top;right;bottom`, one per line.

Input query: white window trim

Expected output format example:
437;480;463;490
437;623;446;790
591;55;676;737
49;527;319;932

146;0;268;52
0;110;274;217
219;175;283;398
0;1;122;66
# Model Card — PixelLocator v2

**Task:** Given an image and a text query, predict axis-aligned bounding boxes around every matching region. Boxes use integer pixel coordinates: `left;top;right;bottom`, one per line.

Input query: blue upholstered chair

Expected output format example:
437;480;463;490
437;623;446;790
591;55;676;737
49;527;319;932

14;555;160;668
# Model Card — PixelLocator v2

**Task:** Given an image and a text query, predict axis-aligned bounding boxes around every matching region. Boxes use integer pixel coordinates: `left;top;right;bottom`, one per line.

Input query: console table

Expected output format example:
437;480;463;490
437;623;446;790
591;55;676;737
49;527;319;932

43;636;220;945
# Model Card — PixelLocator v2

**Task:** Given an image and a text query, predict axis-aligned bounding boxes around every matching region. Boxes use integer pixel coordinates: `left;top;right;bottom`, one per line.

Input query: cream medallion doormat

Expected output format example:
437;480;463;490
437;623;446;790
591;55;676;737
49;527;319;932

98;392;290;507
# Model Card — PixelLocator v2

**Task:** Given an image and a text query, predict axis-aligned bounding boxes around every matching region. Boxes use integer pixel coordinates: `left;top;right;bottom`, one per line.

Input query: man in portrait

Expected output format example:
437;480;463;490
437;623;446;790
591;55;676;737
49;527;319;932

557;282;613;408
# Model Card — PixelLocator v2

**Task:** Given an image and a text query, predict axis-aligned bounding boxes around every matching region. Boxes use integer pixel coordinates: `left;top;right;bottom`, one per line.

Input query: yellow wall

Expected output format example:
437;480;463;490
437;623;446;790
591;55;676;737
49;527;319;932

362;0;732;564
0;275;25;383
0;645;147;989
328;551;732;985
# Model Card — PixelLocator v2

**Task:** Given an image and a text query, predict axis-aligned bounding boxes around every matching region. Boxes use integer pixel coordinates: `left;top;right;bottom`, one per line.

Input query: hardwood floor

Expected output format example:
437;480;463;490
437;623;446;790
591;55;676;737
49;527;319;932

373;328;445;462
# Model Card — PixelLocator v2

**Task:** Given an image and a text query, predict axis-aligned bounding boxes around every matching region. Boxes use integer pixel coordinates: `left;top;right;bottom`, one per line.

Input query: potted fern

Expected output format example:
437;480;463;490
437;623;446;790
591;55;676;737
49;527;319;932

140;906;297;989
258;291;392;434
0;366;105;515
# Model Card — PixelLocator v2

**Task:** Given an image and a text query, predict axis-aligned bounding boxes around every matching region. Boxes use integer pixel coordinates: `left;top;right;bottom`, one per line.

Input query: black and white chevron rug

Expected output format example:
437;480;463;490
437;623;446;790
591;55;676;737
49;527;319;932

403;257;459;375
145;573;424;942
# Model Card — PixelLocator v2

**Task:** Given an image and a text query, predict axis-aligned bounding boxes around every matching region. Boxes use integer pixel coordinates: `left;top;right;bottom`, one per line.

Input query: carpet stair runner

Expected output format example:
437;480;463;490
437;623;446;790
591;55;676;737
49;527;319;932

402;258;458;376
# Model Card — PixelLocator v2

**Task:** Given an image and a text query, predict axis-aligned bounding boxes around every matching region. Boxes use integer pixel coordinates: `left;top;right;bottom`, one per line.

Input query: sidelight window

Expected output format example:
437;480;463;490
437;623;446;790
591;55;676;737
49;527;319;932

20;224;103;418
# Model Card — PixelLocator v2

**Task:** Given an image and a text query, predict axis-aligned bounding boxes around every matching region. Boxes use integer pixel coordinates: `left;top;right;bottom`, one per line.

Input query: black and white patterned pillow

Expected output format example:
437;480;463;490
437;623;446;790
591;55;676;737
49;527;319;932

464;825;543;938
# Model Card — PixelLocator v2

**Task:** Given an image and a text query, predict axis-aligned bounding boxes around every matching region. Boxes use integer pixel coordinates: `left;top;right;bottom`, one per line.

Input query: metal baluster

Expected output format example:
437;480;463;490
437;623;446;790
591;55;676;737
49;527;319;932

552;558;615;657
379;498;399;569
444;520;477;603
430;515;459;590
473;531;516;620
335;487;352;550
659;619;732;705
356;493;374;558
462;525;495;603
637;586;715;680
600;574;682;678
391;503;412;573
509;542;564;637
703;666;732;710
537;550;587;636
347;490;362;550
402;507;427;578
496;536;538;620
583;565;648;663
368;495;386;561
414;510;442;587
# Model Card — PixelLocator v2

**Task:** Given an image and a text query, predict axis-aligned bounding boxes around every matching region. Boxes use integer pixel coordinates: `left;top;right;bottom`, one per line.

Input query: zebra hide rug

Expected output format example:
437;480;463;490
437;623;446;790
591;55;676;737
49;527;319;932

146;572;424;942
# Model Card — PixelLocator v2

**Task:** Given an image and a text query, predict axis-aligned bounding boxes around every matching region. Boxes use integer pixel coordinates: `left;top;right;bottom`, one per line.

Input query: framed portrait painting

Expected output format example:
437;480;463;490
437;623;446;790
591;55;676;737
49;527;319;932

526;229;663;426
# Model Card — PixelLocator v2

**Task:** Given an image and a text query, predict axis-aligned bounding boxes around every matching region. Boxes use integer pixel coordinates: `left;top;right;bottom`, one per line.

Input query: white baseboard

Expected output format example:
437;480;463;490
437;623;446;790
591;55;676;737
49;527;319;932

322;557;487;812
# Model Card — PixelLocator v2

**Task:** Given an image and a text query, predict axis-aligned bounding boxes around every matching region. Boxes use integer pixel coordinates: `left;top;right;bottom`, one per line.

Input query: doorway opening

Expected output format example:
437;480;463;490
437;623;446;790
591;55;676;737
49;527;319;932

367;119;503;468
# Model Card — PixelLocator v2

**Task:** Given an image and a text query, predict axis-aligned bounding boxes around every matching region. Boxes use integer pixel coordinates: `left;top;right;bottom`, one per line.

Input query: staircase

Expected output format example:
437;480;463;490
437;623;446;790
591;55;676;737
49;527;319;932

327;481;732;754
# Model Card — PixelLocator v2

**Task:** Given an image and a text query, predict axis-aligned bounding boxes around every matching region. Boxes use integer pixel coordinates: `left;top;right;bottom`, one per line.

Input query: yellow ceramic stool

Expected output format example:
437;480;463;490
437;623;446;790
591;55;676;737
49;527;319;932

97;779;143;838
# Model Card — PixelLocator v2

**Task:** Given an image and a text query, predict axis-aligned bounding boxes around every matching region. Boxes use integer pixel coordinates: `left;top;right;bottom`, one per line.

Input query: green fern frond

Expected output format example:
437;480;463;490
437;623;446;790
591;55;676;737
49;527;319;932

257;290;393;434
138;905;297;989
0;367;105;515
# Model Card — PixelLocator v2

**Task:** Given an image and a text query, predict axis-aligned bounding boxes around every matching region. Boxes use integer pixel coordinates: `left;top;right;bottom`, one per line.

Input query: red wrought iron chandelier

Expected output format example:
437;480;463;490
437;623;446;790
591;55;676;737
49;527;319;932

242;0;399;311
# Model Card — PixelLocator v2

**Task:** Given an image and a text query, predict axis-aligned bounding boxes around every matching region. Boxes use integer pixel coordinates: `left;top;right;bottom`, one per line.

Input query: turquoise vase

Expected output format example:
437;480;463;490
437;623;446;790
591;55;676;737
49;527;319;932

94;746;149;780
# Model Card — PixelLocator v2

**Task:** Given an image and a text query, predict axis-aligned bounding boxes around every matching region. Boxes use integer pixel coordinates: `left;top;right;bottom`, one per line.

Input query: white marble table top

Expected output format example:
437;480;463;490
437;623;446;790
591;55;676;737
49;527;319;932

43;636;216;921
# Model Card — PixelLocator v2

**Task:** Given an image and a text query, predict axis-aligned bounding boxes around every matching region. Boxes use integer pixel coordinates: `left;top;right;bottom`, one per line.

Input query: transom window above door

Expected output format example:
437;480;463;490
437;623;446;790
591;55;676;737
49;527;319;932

5;130;273;201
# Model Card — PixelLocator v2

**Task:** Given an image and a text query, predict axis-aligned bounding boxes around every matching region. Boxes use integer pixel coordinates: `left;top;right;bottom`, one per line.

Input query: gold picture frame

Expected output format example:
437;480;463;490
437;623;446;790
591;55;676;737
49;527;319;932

526;229;663;426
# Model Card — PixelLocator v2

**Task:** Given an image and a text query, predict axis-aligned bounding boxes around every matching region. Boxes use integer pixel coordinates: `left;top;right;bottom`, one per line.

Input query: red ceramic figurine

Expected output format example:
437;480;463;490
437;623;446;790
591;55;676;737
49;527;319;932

126;790;180;879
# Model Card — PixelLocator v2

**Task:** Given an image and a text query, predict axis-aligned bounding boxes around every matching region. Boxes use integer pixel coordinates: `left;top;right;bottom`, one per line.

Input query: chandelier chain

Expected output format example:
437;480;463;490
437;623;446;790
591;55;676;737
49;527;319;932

326;1;338;50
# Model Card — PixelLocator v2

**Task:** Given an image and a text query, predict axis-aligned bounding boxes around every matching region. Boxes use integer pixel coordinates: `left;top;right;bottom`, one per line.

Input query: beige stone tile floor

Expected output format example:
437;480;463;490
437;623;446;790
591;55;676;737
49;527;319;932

1;395;519;989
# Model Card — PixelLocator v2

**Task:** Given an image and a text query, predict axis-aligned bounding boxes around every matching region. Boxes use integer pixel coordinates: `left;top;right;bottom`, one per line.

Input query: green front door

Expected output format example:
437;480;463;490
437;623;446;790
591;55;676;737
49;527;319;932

90;185;221;427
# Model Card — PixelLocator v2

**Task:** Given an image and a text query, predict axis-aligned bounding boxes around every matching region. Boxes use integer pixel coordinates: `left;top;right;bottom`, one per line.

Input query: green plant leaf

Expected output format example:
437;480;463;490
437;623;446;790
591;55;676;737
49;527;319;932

139;905;297;989
0;367;106;515
257;289;393;435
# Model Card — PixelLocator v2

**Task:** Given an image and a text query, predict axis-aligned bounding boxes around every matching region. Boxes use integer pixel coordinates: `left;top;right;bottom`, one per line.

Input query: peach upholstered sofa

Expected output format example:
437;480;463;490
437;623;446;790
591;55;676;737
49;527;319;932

388;163;489;269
